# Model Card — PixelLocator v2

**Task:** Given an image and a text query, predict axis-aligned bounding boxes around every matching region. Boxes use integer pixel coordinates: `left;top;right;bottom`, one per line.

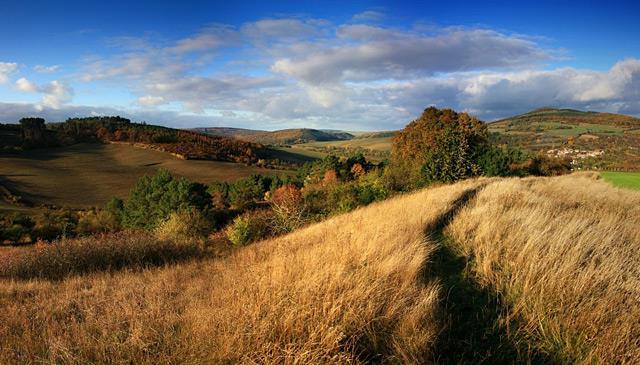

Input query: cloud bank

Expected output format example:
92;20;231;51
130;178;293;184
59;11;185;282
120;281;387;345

1;14;639;129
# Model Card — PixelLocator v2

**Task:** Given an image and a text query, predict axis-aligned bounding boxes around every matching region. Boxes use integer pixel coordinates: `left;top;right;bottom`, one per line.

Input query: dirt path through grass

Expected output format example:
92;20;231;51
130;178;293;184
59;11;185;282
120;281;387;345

423;183;554;364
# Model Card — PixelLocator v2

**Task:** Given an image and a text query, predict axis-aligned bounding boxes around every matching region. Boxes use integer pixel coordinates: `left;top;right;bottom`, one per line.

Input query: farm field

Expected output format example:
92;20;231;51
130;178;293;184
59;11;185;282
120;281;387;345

0;143;279;209
299;136;393;151
601;171;640;190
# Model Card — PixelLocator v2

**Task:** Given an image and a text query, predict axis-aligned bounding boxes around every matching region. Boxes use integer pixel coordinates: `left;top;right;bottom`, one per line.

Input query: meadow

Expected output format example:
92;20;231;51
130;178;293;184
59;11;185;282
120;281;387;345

600;171;640;190
0;143;277;209
1;173;638;363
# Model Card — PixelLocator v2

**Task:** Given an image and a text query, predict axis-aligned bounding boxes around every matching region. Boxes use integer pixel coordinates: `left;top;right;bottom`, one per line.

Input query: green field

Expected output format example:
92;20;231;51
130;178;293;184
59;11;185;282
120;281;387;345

600;171;640;190
299;136;393;151
0;143;280;209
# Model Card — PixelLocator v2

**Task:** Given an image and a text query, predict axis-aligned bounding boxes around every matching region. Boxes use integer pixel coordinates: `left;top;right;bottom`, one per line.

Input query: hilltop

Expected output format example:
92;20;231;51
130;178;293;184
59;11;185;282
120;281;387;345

196;127;354;145
488;108;640;170
491;107;640;128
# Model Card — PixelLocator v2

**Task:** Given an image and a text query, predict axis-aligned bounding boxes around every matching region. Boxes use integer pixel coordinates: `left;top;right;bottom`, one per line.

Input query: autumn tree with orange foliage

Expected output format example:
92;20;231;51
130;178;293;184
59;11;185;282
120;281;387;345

270;184;307;233
390;107;488;187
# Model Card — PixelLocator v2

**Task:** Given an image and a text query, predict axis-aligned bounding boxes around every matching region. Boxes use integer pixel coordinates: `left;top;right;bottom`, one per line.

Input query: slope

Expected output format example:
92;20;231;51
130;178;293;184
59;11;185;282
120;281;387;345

0;179;485;364
197;127;354;145
489;108;640;170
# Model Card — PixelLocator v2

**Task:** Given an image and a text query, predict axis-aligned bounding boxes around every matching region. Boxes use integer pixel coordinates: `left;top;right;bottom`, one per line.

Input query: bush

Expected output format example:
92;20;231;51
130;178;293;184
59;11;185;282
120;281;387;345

527;155;572;176
154;209;211;241
226;210;273;246
227;175;272;209
355;169;388;205
122;169;211;229
479;145;528;177
76;210;121;236
270;184;307;233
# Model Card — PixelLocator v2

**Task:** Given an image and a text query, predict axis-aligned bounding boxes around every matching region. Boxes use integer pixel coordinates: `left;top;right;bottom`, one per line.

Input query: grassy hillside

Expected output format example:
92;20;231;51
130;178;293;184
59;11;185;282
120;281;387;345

294;136;393;161
1;174;638;363
0;178;483;364
0;143;277;209
449;173;640;363
197;127;354;145
489;108;640;170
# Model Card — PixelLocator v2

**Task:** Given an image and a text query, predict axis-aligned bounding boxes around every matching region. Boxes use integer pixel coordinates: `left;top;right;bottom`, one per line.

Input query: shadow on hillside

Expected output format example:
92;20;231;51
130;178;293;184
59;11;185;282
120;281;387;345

0;142;109;161
423;185;555;364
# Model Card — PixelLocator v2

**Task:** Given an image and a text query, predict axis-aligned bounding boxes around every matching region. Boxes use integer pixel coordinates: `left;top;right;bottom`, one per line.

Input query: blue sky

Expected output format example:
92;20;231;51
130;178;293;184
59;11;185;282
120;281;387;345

1;0;639;130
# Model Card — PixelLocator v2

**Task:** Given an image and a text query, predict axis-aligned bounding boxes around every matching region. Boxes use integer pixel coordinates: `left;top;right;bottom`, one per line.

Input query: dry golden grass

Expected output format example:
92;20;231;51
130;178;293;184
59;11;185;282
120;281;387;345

0;231;205;280
448;172;640;363
0;179;484;364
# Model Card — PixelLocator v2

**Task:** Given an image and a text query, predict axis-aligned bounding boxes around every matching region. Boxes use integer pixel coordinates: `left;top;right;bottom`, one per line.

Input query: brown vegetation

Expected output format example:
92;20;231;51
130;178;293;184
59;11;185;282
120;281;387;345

1;173;638;364
448;173;640;363
0;179;484;364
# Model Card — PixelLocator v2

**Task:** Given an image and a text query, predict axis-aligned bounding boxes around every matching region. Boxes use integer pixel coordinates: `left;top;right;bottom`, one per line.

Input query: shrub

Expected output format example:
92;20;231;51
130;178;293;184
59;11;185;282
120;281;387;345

479;145;528;177
528;155;572;176
270;184;307;233
76;210;121;236
154;209;211;241
355;169;388;205
228;175;272;209
226;210;273;246
122;169;211;229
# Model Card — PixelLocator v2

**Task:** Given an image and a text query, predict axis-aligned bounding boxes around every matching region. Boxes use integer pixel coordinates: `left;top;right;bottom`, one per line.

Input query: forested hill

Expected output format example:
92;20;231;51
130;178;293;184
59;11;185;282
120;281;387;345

1;117;269;165
195;127;354;145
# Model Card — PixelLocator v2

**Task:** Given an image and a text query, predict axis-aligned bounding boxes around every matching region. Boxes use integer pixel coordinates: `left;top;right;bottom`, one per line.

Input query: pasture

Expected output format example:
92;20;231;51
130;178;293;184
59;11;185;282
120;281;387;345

0;143;279;208
600;171;640;190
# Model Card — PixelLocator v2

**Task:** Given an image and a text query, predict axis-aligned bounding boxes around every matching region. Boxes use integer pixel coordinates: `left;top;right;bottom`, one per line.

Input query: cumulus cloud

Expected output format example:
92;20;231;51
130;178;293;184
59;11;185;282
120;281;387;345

0;62;18;83
4;14;637;130
14;78;73;109
15;77;39;92
272;28;551;84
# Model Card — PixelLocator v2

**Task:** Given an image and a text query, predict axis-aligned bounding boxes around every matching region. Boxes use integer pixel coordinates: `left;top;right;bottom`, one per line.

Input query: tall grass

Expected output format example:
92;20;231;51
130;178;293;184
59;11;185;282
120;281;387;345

448;173;640;363
0;231;205;280
0;179;484;364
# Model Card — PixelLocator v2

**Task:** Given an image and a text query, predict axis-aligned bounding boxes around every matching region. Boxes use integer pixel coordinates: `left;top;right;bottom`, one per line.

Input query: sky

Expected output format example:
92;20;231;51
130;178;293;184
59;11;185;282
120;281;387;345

0;0;639;130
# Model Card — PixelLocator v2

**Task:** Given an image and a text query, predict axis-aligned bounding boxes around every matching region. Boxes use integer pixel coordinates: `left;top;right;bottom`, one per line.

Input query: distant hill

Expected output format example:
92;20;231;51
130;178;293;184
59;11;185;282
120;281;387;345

192;127;267;138
491;108;640;128
489;108;640;170
353;131;397;139
1;117;290;167
196;127;354;145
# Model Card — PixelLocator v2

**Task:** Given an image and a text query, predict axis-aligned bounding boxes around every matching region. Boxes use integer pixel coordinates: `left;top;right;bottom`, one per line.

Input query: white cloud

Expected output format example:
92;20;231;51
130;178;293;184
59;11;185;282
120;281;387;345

241;18;326;42
137;95;166;106
9;14;634;130
0;62;18;83
16;77;39;92
272;28;551;84
34;64;60;73
352;10;385;22
14;78;73;109
168;24;239;54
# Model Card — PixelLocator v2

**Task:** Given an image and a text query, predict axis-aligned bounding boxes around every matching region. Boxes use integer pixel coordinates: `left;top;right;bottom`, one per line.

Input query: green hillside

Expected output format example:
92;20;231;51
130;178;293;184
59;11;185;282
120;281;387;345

489;108;640;170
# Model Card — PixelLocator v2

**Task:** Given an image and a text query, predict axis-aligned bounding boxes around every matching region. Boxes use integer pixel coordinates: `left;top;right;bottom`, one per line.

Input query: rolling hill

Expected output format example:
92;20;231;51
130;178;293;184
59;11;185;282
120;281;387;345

196;127;354;145
489;108;640;170
0;143;281;210
2;174;639;363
